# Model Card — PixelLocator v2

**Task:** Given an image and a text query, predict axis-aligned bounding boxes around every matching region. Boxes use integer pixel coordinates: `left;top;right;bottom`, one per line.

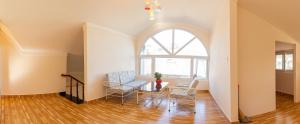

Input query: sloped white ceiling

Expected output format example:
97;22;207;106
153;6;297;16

0;0;220;53
239;0;300;42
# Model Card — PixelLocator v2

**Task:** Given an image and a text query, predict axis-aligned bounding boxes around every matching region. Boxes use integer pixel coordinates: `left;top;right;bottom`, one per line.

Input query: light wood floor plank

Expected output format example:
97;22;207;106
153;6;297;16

1;92;231;124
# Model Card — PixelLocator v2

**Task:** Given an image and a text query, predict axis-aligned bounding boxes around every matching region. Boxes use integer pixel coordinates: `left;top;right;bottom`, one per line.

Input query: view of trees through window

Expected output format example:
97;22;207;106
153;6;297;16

276;51;294;71
140;29;208;79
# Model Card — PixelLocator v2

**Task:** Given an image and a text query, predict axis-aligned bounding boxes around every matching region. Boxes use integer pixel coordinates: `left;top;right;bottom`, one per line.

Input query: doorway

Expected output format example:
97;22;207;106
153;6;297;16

275;41;295;107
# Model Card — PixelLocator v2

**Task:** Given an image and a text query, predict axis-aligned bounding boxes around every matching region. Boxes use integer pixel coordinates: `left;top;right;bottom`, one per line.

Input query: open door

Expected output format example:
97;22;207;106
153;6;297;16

275;41;296;108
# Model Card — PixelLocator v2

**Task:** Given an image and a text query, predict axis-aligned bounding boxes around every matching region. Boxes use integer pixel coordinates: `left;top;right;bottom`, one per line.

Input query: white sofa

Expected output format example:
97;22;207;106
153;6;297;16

104;71;147;104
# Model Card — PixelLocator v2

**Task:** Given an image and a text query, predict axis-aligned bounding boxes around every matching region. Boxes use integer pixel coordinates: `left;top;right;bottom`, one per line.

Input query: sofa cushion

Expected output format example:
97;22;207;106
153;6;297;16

126;80;147;88
127;71;135;82
119;71;131;84
110;85;134;93
107;72;120;86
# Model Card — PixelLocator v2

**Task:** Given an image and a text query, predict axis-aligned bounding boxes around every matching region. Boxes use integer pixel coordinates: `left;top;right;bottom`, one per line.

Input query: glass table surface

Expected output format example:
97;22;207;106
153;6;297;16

139;82;168;92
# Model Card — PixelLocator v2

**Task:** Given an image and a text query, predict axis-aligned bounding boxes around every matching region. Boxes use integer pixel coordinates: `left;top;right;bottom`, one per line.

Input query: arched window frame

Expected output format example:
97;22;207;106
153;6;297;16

139;28;209;79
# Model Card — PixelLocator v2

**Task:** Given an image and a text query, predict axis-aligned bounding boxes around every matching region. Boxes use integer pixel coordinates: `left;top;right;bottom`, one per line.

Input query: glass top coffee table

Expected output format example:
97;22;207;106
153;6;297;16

136;82;169;107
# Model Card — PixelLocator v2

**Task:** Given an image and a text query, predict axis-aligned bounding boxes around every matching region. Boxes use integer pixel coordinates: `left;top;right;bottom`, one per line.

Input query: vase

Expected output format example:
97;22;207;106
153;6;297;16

156;79;162;85
156;83;162;89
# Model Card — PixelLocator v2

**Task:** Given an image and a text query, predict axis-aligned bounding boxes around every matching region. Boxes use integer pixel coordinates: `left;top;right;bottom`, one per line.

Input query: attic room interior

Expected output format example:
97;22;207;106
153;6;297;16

1;0;300;123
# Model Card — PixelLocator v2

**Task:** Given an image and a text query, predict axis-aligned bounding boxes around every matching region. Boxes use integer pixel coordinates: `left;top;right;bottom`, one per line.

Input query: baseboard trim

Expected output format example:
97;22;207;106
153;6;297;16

197;90;209;93
249;110;276;119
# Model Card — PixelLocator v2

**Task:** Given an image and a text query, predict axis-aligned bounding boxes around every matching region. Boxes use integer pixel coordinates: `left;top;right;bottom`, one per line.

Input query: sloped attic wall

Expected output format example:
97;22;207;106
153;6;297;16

0;23;67;95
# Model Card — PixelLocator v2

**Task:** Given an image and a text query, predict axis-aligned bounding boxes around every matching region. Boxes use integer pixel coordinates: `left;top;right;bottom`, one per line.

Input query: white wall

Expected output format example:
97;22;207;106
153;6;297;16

230;0;239;121
238;7;300;116
208;0;238;122
135;23;211;90
3;49;67;95
0;24;67;95
84;23;135;101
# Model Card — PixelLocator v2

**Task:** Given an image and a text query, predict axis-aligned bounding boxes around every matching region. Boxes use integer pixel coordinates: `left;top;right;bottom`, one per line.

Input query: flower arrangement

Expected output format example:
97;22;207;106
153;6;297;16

154;72;162;85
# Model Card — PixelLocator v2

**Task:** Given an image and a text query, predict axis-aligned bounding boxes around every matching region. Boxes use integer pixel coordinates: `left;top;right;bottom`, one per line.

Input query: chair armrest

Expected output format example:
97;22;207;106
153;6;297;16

169;86;189;89
169;87;189;92
187;88;197;95
169;87;197;95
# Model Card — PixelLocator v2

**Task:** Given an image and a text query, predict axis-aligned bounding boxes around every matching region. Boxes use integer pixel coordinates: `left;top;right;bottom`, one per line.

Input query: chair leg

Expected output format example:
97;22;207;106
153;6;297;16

121;92;124;105
168;94;170;112
194;95;196;114
105;88;108;100
136;90;139;105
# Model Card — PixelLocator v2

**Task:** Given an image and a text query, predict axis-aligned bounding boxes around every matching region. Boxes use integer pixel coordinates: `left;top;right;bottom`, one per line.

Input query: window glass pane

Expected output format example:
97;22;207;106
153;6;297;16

177;39;208;56
140;29;209;77
140;58;152;75
285;53;293;70
276;54;283;70
153;29;173;53
174;29;195;53
141;38;168;55
155;58;190;76
194;59;207;79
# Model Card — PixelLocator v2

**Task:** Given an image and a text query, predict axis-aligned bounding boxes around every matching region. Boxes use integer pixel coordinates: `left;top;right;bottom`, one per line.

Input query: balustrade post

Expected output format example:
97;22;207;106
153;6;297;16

76;81;79;103
70;78;72;100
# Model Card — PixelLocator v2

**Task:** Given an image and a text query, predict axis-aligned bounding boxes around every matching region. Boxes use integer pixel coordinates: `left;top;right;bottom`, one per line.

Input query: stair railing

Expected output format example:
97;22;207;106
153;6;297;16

61;74;84;103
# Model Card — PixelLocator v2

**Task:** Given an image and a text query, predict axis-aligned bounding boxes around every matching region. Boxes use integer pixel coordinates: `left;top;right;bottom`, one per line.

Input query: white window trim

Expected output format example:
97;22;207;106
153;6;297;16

139;28;209;79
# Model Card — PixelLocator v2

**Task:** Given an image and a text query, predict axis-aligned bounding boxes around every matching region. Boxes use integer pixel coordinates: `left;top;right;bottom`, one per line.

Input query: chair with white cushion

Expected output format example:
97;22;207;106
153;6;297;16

168;79;199;113
174;74;197;88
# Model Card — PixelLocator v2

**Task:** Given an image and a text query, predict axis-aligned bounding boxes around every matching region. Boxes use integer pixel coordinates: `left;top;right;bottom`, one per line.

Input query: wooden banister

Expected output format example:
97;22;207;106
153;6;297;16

61;74;85;103
61;74;84;85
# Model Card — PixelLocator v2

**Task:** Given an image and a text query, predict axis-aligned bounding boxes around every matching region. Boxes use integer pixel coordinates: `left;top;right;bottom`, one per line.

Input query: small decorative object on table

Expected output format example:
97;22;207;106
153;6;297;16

154;72;162;86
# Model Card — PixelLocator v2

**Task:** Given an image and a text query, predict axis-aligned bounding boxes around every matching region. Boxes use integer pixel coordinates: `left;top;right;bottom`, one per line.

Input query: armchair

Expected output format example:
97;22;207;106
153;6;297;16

168;79;199;113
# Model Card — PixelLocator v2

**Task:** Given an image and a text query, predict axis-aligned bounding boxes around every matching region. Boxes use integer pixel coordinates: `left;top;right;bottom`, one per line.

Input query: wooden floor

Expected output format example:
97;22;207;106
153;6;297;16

0;92;229;124
250;92;299;124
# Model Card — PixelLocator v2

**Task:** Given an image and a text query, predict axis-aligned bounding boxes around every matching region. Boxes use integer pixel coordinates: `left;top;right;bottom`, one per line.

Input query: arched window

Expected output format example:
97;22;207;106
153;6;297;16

140;29;208;79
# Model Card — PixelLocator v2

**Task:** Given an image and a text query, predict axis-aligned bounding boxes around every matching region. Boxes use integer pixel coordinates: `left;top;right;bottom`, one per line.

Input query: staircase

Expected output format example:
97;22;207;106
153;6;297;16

60;74;84;104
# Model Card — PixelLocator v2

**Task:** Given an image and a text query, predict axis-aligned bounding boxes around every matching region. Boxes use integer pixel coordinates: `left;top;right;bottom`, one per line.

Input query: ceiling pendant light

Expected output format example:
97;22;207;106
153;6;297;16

144;0;161;20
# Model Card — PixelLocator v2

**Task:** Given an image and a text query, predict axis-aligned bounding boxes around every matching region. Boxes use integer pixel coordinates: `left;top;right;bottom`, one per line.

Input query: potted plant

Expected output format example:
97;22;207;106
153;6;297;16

154;72;162;85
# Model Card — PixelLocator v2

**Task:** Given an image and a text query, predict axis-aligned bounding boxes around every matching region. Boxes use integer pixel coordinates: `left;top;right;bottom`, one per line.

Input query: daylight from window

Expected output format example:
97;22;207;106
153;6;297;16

140;29;208;79
285;53;293;70
276;52;293;71
276;54;283;70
